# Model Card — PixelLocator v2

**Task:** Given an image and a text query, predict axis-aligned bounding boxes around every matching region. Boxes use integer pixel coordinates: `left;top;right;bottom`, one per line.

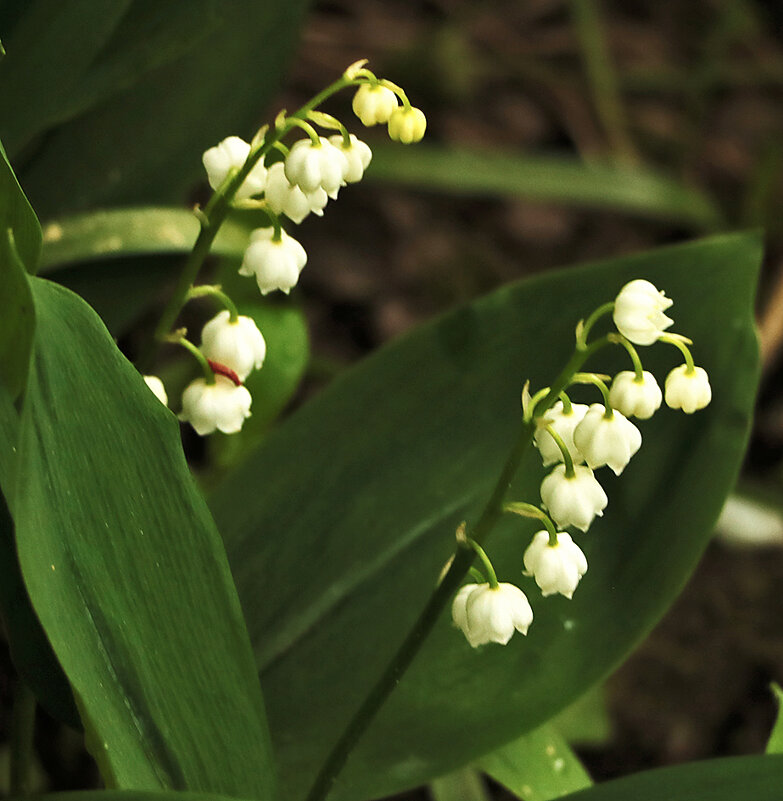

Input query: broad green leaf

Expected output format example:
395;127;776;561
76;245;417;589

0;1;215;156
209;233;761;801
430;769;490;801
368;145;722;229
557;755;783;801
39;208;250;273
766;683;783;754
551;688;611;747
0;230;34;398
8;278;275;795
0;140;41;272
6;791;251;801
477;725;592;800
17;1;310;220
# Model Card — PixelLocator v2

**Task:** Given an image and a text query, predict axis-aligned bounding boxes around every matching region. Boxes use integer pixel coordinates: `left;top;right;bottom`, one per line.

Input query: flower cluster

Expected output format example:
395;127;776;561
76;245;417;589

201;62;424;299
452;279;712;648
144;63;426;438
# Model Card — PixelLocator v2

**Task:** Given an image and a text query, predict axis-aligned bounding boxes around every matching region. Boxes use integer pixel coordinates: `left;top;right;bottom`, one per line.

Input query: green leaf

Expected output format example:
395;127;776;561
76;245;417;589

0;230;34;398
557;755;783;801
430;769;490;801
368;145;722;229
8;278;275;795
0;1;216;156
39;208;250;273
0;140;41;272
209;232;761;801
766;683;783;754
16;1;310;220
477;724;592;800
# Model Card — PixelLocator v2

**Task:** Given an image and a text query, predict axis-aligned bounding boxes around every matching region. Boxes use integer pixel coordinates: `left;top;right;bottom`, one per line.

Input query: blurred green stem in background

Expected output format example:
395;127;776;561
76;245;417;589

9;679;36;795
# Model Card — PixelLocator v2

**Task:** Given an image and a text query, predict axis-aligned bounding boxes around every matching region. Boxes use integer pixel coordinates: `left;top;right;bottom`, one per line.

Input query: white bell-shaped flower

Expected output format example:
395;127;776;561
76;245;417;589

608;370;662;420
200;310;266;382
613;279;674;346
202;136;267;201
523;530;587;599
665;365;712;413
573;403;642;475
179;375;252;436
352;83;398;126
239;227;307;295
143;375;168;406
540;464;608;532
284;137;348;198
387;106;427;144
327;134;372;183
452;582;533;647
264;162;328;224
533;401;588;467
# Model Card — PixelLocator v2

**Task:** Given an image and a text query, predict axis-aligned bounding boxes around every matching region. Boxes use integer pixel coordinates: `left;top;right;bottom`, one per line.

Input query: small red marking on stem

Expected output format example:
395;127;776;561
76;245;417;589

207;360;242;386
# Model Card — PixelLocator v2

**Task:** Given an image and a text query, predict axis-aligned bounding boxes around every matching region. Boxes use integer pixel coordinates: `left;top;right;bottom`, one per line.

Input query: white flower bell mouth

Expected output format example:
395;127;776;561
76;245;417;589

608;370;662;420
540;464;608;532
202;136;268;201
328;133;372;183
523;530;588;599
143;375;168;406
613;279;674;346
573;403;642;475
179;375;252;436
200;310;267;382
284;136;349;198
452;582;533;647
239;227;308;295
665;364;712;413
264;162;328;224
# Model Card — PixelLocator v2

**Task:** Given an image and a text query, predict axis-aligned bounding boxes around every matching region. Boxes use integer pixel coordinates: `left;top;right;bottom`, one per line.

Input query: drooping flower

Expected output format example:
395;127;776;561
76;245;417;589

239;227;307;295
573;403;642;475
532;401;589;467
200;310;266;382
352;83;398;126
523;530;588;599
202;136;267;201
452;582;533;647
284;137;348;198
327;133;372;183
143;375;168;406
608;370;662;420
387;106;427;144
179;375;252;436
613;279;674;346
540;464;608;532
264;162;328;224
664;365;712;413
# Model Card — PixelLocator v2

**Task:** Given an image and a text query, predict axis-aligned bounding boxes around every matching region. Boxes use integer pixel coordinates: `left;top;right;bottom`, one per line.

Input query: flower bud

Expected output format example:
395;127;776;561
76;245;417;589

202;136;267;201
608;370;662;420
573;404;642;475
613;279;673;346
532;401;588;467
452;582;533;647
200;310;266;382
352;83;398;126
523;530;587;599
540;464;607;532
387;106;427;144
179;375;252;436
239;227;307;295
143;375;168;406
284;137;348;198
264;162;328;224
664;365;711;413
327;134;372;183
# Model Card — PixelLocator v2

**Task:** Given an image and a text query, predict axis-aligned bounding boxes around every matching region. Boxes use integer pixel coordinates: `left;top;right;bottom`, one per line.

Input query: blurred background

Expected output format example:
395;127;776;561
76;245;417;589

3;0;783;793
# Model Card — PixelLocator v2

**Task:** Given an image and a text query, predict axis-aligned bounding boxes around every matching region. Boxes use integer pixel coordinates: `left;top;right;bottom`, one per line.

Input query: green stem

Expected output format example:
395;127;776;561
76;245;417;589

141;74;356;369
302;334;607;801
559;391;573;414
572;372;613;417
10;680;36;795
545;424;575;477
610;334;644;380
659;333;696;373
578;303;615;347
186;285;240;322
467;539;499;588
170;336;215;384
